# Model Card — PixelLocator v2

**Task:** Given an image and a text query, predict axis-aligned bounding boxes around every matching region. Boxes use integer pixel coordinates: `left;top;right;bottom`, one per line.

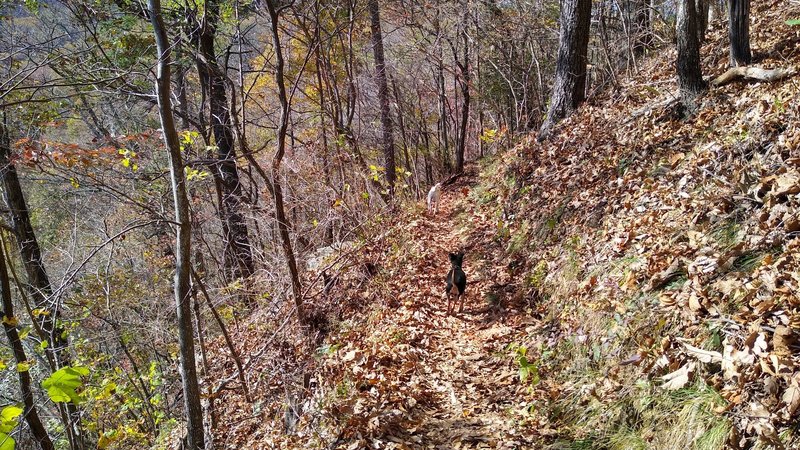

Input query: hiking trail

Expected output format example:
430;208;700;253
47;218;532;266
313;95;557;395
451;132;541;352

358;166;543;449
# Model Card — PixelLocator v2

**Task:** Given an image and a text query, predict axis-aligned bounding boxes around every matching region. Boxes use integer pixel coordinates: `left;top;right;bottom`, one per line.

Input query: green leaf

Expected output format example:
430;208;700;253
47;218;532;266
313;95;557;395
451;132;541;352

519;365;529;382
787;19;800;25
23;0;38;13
0;432;15;450
16;328;29;341
15;363;30;373
0;405;22;434
0;407;22;430
42;366;89;404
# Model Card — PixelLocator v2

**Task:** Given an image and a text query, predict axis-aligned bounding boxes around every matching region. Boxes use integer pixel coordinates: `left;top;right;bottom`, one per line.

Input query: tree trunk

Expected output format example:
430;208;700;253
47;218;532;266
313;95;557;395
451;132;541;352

728;0;751;66
148;1;206;448
0;121;64;366
263;0;305;325
695;0;709;42
190;0;255;284
435;8;451;174
0;117;82;450
368;0;396;197
313;2;335;245
676;0;708;108
0;240;53;450
455;30;469;174
538;0;592;141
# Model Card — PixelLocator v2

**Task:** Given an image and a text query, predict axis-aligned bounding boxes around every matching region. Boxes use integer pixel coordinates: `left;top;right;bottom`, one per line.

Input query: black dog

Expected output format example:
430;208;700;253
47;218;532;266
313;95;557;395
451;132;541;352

445;252;467;314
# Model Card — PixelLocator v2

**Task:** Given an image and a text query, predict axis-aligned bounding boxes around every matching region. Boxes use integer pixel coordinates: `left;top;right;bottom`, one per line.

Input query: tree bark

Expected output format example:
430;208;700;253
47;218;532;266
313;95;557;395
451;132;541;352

435;8;451;174
263;0;305;325
728;0;751;66
0;240;53;450
189;0;255;284
695;0;709;42
677;0;708;108
538;0;592;141
148;1;206;448
368;0;396;197
455;29;469;174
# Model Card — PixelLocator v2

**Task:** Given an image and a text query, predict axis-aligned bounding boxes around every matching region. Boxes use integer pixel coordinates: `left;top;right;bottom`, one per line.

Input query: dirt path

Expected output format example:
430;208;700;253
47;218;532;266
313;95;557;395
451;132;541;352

374;168;539;449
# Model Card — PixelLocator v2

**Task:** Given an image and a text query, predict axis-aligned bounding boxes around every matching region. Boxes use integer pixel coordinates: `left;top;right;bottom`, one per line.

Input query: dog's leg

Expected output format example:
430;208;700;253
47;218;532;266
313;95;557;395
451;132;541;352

458;292;464;313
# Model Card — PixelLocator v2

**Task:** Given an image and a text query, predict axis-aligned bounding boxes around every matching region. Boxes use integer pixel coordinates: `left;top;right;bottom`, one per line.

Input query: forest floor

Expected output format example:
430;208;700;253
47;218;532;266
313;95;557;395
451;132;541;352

208;1;800;448
208;164;550;450
349;166;544;448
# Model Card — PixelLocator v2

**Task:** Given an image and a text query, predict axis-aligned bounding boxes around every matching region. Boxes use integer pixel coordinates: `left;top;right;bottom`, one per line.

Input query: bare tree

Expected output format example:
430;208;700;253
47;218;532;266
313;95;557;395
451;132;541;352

0;229;53;450
368;0;396;196
263;0;305;324
728;0;751;66
632;0;652;55
677;0;707;108
186;0;255;284
696;0;710;42
148;0;205;447
0;116;83;449
538;0;592;141
451;9;470;174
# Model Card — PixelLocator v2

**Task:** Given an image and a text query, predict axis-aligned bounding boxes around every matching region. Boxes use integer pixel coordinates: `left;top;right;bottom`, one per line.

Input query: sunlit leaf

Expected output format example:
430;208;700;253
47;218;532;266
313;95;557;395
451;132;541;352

0;406;22;434
0;432;14;450
42;366;90;404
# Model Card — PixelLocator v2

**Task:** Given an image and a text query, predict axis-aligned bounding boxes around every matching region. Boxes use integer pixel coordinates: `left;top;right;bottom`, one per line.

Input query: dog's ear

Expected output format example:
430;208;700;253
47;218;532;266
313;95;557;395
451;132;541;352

448;252;456;261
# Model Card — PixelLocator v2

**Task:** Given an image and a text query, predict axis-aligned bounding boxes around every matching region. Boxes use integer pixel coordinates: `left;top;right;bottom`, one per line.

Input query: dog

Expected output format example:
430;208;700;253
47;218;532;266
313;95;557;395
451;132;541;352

444;252;467;314
427;182;442;215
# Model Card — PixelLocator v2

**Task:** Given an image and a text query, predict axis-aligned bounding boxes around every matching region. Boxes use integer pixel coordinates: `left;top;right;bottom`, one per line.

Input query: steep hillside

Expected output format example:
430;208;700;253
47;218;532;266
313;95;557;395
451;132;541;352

477;1;800;448
206;1;800;449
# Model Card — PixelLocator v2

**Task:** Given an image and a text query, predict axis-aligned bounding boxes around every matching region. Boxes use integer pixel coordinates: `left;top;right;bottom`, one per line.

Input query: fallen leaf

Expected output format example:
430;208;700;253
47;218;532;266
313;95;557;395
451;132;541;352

683;343;723;363
661;363;694;390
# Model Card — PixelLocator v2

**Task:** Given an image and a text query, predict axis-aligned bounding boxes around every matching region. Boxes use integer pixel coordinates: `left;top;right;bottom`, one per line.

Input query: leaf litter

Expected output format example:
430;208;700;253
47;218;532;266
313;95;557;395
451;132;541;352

205;0;800;448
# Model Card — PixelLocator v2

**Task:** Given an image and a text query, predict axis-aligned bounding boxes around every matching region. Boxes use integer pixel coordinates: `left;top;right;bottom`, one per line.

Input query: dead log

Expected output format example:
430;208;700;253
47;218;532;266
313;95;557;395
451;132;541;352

711;66;796;87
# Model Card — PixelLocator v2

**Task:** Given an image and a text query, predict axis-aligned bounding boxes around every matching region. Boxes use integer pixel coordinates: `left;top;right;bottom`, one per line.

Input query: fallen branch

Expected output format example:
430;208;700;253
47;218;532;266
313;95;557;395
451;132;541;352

711;66;796;87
